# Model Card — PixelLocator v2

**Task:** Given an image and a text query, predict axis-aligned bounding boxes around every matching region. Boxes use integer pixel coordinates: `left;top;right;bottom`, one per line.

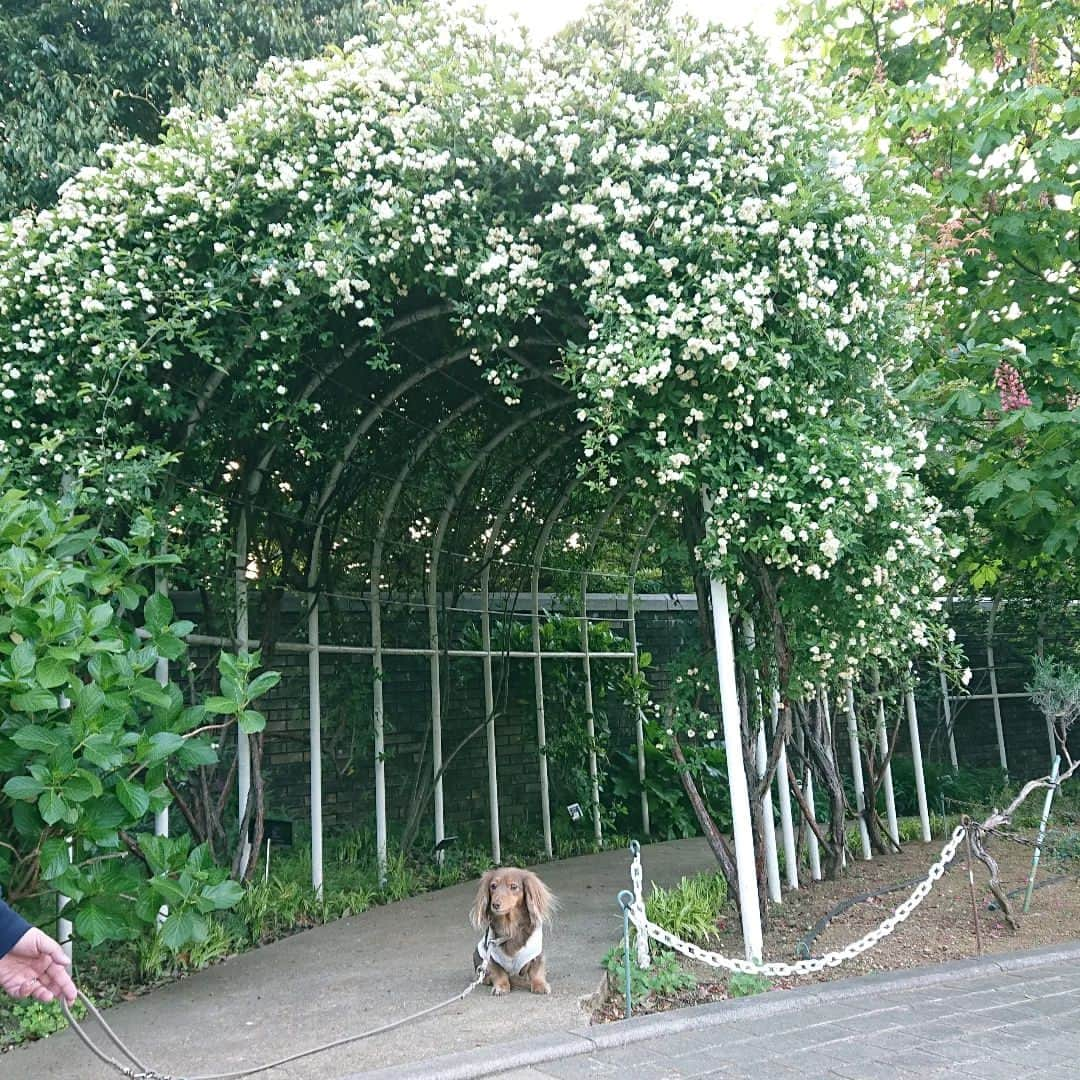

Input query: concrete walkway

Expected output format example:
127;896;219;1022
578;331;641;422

358;943;1080;1080
0;838;714;1079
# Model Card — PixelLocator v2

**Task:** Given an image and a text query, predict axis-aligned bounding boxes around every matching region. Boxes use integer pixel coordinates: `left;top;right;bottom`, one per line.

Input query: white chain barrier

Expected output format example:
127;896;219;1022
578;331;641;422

627;826;967;977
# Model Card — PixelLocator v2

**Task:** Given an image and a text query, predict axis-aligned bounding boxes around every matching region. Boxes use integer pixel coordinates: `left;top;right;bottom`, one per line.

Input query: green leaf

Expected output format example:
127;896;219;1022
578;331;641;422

82;734;124;770
203;696;237;715
145;731;185;764
159;908;209;950
34;657;70;689
116;778;150;820
3;775;46;801
239;709;266;734
88;603;115;633
149;876;189;907
11;688;59;713
199;879;243;911
75;899;132;947
39;837;71;880
10;640;36;679
144;592;174;633
11;724;63;753
39;789;73;826
246;671;281;700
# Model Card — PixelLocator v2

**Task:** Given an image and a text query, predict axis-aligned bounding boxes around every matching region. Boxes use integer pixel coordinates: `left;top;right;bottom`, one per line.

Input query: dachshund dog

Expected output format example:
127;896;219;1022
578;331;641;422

471;867;556;996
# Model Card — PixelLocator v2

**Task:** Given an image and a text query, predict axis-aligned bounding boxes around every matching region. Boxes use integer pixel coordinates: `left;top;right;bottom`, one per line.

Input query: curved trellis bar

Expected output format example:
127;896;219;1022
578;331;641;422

579;493;625;847
427;401;568;859
478;428;588;864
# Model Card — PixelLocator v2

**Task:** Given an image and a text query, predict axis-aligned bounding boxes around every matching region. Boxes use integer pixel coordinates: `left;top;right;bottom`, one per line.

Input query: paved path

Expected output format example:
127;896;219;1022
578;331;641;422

0;838;713;1079
360;944;1080;1080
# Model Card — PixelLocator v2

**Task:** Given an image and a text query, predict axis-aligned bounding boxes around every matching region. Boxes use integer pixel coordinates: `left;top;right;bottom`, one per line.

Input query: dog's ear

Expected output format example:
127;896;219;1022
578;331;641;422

523;871;556;928
471;870;495;930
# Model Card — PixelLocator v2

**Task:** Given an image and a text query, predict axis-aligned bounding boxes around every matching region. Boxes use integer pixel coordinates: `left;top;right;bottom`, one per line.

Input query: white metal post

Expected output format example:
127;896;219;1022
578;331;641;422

235;510;252;878
875;686;899;848
58;838;73;959
755;722;782;903
154;569;169;923
480;581;501;866
986;596;1009;779
772;691;798;890
905;688;932;842
58;691;73;957
371;595;388;885
627;515;658;837
1037;632;1056;762
820;688;845;869
307;591;324;898
707;575;763;961
745;618;780;903
845;683;872;860
937;662;959;772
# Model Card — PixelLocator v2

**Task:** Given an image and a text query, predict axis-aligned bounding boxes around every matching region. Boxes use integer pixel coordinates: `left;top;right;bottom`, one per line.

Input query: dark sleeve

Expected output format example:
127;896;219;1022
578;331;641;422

0;898;32;958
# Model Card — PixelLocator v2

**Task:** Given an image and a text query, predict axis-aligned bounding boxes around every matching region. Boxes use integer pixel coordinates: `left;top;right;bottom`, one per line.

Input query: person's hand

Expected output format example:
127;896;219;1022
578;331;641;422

0;927;77;1005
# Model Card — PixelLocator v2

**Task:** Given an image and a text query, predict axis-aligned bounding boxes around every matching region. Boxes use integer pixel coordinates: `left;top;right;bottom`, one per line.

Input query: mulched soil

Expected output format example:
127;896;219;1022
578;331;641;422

592;828;1080;1022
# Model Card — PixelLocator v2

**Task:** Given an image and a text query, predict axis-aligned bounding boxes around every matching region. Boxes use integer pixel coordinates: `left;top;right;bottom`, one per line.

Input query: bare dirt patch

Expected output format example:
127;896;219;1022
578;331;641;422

592;829;1080;1021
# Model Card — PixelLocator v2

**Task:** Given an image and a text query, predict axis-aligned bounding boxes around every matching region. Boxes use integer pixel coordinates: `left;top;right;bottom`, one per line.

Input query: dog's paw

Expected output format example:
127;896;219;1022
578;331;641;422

491;984;510;996
530;981;551;995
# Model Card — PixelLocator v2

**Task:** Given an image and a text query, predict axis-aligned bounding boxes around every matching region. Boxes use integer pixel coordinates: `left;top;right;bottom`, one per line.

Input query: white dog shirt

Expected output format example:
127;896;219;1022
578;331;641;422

477;925;543;976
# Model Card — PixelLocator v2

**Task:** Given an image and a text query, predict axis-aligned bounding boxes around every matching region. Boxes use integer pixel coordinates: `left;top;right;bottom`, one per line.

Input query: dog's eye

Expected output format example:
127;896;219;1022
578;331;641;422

510;883;518;890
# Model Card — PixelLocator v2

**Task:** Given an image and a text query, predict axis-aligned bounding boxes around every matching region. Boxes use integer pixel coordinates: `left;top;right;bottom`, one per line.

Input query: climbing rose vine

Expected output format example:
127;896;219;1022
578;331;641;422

0;0;954;693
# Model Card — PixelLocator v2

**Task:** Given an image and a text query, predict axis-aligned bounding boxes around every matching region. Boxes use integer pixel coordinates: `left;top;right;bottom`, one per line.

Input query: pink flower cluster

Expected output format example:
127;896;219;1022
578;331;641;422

995;362;1031;411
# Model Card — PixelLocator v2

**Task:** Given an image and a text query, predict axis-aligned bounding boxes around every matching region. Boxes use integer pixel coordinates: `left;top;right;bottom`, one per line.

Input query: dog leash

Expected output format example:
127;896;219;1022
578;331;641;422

60;961;489;1080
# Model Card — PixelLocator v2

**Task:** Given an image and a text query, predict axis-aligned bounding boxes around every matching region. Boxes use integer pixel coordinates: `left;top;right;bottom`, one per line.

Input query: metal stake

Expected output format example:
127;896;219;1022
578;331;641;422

1023;755;1061;914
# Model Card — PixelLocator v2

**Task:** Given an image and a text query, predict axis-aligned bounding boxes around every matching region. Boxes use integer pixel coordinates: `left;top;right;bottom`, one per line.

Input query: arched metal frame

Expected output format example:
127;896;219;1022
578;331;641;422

178;312;718;914
627;513;659;838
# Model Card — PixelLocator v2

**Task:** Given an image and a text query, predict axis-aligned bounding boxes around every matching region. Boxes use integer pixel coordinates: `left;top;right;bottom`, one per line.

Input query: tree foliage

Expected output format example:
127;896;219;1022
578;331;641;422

0;0;371;216
787;0;1080;581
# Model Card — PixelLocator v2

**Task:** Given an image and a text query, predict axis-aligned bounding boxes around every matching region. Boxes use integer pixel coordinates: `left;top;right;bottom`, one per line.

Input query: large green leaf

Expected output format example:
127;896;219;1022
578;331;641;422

115;778;150;820
2;775;46;801
159;908;210;951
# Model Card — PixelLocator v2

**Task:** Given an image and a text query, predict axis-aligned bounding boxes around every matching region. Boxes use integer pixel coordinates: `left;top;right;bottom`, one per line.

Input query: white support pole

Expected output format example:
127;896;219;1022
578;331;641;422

875;684;899;848
235;510;252;878
58;690;73;957
154;569;170;924
1037;631;1056;763
772;691;798;890
803;762;822;881
480;582;501;866
819;688;845;869
745;618;780;904
986;596;1009;779
371;594;388;885
937;660;959;772
905;687;932;842
627;515;658;838
530;571;553;860
707;574;763;962
58;837;73;959
307;591;324;899
581;500;620;850
844;683;872;861
427;574;446;865
755;722;782;903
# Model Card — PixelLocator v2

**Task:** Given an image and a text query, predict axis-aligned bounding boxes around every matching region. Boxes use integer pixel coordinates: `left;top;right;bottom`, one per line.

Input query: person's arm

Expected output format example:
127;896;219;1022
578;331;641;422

0;899;31;958
0;899;77;1004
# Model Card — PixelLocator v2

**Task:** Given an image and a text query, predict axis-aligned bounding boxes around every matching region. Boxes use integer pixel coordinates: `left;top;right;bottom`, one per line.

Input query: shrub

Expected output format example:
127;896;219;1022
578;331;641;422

0;483;278;950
